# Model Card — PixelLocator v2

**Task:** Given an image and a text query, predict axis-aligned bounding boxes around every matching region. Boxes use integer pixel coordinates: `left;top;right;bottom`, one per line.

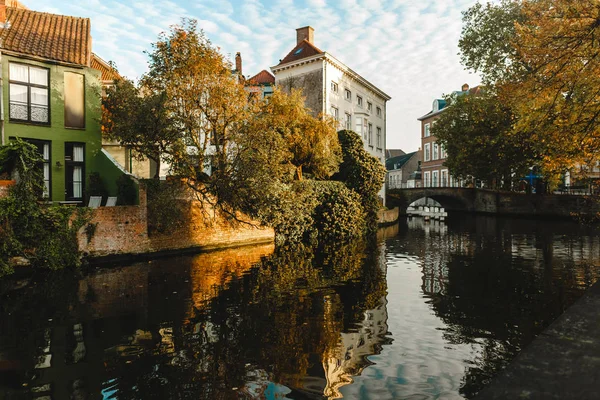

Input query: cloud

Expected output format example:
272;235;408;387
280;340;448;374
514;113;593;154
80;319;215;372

23;0;482;152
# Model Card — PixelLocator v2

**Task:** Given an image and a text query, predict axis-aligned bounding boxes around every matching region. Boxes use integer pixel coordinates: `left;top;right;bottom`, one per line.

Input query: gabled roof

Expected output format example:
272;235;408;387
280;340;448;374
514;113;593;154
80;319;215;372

418;86;483;121
276;39;324;66
386;152;417;171
0;7;91;66
386;149;406;159
248;69;275;85
91;53;121;82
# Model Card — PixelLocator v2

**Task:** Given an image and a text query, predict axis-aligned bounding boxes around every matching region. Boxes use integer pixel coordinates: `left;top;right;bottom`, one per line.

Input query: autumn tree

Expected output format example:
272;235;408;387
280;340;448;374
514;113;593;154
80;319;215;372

102;79;178;178
432;90;534;189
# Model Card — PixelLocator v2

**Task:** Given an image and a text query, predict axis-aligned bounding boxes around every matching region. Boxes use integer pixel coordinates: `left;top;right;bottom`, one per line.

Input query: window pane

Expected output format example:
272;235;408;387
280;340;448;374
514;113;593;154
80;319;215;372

43;163;50;197
31;87;48;106
9;84;28;120
73;166;83;198
64;72;85;128
9;63;28;82
73;145;84;162
30;67;48;86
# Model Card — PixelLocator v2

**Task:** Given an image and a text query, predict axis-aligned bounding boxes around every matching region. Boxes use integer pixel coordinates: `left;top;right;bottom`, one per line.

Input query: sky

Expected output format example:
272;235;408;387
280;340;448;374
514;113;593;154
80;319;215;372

28;0;484;153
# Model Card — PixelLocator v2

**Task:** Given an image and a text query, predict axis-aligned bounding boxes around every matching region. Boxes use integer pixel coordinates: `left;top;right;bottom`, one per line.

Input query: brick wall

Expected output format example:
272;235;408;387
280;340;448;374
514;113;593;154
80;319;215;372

78;184;275;258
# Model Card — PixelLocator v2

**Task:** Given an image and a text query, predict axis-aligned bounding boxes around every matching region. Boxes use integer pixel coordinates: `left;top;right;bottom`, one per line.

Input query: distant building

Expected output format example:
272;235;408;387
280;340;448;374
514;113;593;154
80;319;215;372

386;151;420;190
246;69;275;99
385;149;405;159
417;84;480;188
271;26;391;201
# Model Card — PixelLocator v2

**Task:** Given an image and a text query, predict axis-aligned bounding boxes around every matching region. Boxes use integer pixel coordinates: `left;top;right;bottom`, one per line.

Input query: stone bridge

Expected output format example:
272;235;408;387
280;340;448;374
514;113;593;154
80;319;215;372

387;187;600;218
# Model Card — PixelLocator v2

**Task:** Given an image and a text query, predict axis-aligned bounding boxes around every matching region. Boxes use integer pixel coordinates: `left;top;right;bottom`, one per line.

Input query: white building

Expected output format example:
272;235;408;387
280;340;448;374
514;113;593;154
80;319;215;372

271;26;391;201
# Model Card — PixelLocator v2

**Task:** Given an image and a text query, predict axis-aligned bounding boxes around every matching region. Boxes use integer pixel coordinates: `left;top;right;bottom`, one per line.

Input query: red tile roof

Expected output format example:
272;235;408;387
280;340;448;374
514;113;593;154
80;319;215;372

91;53;121;81
0;7;91;66
277;40;324;66
248;69;275;85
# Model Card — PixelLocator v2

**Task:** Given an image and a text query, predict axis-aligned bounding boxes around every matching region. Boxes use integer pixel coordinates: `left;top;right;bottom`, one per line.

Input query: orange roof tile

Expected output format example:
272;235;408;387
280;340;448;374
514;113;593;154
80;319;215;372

277;39;324;66
0;7;91;66
248;69;275;85
91;53;121;81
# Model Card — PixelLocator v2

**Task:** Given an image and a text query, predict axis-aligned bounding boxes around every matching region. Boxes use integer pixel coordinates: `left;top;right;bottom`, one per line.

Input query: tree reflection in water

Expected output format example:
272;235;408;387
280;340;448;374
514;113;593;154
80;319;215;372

0;240;390;399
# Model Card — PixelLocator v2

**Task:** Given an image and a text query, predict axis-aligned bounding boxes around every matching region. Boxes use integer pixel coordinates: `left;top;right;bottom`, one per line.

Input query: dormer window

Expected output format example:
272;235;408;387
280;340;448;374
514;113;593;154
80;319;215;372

294;47;304;55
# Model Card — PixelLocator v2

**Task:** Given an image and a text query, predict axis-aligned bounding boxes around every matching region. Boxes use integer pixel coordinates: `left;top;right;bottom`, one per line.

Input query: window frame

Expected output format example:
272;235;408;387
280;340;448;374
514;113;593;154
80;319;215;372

330;105;339;121
367;101;372;113
331;81;338;93
424;171;431;187
345;113;352;130
376;106;382;117
65;142;86;202
8;62;51;125
433;143;439;160
376;126;382;149
368;122;373;146
357;95;363;107
424;143;431;162
424;123;431;138
344;89;351;101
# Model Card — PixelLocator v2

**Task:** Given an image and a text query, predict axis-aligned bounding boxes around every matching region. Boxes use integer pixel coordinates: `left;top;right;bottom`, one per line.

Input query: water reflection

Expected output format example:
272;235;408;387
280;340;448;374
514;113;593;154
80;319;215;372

0;241;389;399
1;216;600;399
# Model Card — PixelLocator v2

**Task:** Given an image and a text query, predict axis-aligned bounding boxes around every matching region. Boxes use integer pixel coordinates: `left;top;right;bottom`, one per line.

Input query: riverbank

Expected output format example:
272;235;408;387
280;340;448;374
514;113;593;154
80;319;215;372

474;278;600;400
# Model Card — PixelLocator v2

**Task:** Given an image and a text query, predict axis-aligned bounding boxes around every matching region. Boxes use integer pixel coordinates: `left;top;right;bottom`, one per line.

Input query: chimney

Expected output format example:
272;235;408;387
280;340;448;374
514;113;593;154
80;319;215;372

235;52;242;75
462;83;470;92
296;26;314;45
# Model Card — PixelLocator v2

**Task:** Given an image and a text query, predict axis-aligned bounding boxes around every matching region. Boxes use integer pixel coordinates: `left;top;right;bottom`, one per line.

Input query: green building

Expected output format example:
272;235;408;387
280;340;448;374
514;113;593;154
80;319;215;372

0;3;124;203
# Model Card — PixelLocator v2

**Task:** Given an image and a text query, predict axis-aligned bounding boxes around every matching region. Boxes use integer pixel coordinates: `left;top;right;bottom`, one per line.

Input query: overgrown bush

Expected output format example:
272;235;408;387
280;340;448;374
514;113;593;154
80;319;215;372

0;139;90;277
265;180;366;246
88;172;108;205
117;174;138;205
333;130;387;234
144;179;187;234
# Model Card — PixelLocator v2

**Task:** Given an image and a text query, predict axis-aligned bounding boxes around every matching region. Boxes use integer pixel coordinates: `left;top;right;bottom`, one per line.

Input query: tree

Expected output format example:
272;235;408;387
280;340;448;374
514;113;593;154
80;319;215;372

459;0;526;85
333;130;386;234
509;0;600;176
102;79;178;179
432;90;534;189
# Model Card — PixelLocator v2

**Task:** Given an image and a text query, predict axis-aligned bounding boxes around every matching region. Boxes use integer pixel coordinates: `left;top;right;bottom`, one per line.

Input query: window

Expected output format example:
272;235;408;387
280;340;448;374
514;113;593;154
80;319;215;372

9;63;49;124
368;123;373;146
65;143;85;201
424;171;431;188
64;72;85;128
433;143;439;160
376;106;382;117
424;143;431;162
424;123;431;137
440;144;446;159
345;89;351;101
367;102;372;112
363;118;368;139
432;170;439;187
376;127;382;149
356;117;362;137
357;95;363;107
331;81;338;93
441;169;448;187
345;113;352;130
330;106;339;121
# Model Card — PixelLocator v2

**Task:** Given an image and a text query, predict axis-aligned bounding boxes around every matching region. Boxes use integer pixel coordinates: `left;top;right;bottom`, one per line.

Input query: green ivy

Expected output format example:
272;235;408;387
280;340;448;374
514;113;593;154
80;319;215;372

0;139;91;277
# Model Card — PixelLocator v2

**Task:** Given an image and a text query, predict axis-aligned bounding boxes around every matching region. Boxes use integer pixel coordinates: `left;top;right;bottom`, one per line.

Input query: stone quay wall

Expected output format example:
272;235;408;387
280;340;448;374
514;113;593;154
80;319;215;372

78;184;274;259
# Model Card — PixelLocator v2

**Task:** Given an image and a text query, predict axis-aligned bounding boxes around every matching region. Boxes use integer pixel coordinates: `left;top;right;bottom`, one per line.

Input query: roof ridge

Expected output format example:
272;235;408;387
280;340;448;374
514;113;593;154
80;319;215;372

277;39;324;66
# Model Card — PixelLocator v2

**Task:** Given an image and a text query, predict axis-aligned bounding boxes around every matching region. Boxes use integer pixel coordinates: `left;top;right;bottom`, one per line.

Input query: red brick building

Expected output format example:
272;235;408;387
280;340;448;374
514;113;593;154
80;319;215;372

417;84;480;188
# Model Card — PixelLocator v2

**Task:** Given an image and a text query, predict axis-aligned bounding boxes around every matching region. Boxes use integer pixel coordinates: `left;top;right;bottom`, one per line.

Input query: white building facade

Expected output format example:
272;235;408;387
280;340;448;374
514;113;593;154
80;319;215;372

271;27;391;202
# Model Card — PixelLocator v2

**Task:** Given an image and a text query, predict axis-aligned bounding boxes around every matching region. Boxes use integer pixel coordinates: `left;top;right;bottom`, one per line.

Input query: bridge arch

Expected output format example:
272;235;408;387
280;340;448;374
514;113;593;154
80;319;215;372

387;188;476;213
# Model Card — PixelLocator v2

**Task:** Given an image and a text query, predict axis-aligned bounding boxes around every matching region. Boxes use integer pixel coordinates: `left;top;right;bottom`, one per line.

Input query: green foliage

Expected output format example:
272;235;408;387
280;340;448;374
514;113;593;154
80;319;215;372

264;181;365;246
116;174;138;205
144;179;187;234
88;172;108;203
459;0;525;85
432;90;535;189
333;130;386;234
0;139;91;276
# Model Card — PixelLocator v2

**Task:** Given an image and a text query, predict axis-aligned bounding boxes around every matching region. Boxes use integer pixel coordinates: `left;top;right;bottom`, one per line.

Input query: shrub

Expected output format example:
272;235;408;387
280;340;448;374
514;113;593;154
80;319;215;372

88;172;108;205
333;130;387;234
117;174;138;205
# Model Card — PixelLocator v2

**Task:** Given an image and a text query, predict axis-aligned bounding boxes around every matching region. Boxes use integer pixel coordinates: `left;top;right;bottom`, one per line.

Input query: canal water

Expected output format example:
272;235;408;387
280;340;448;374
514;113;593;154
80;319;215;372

1;215;600;399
